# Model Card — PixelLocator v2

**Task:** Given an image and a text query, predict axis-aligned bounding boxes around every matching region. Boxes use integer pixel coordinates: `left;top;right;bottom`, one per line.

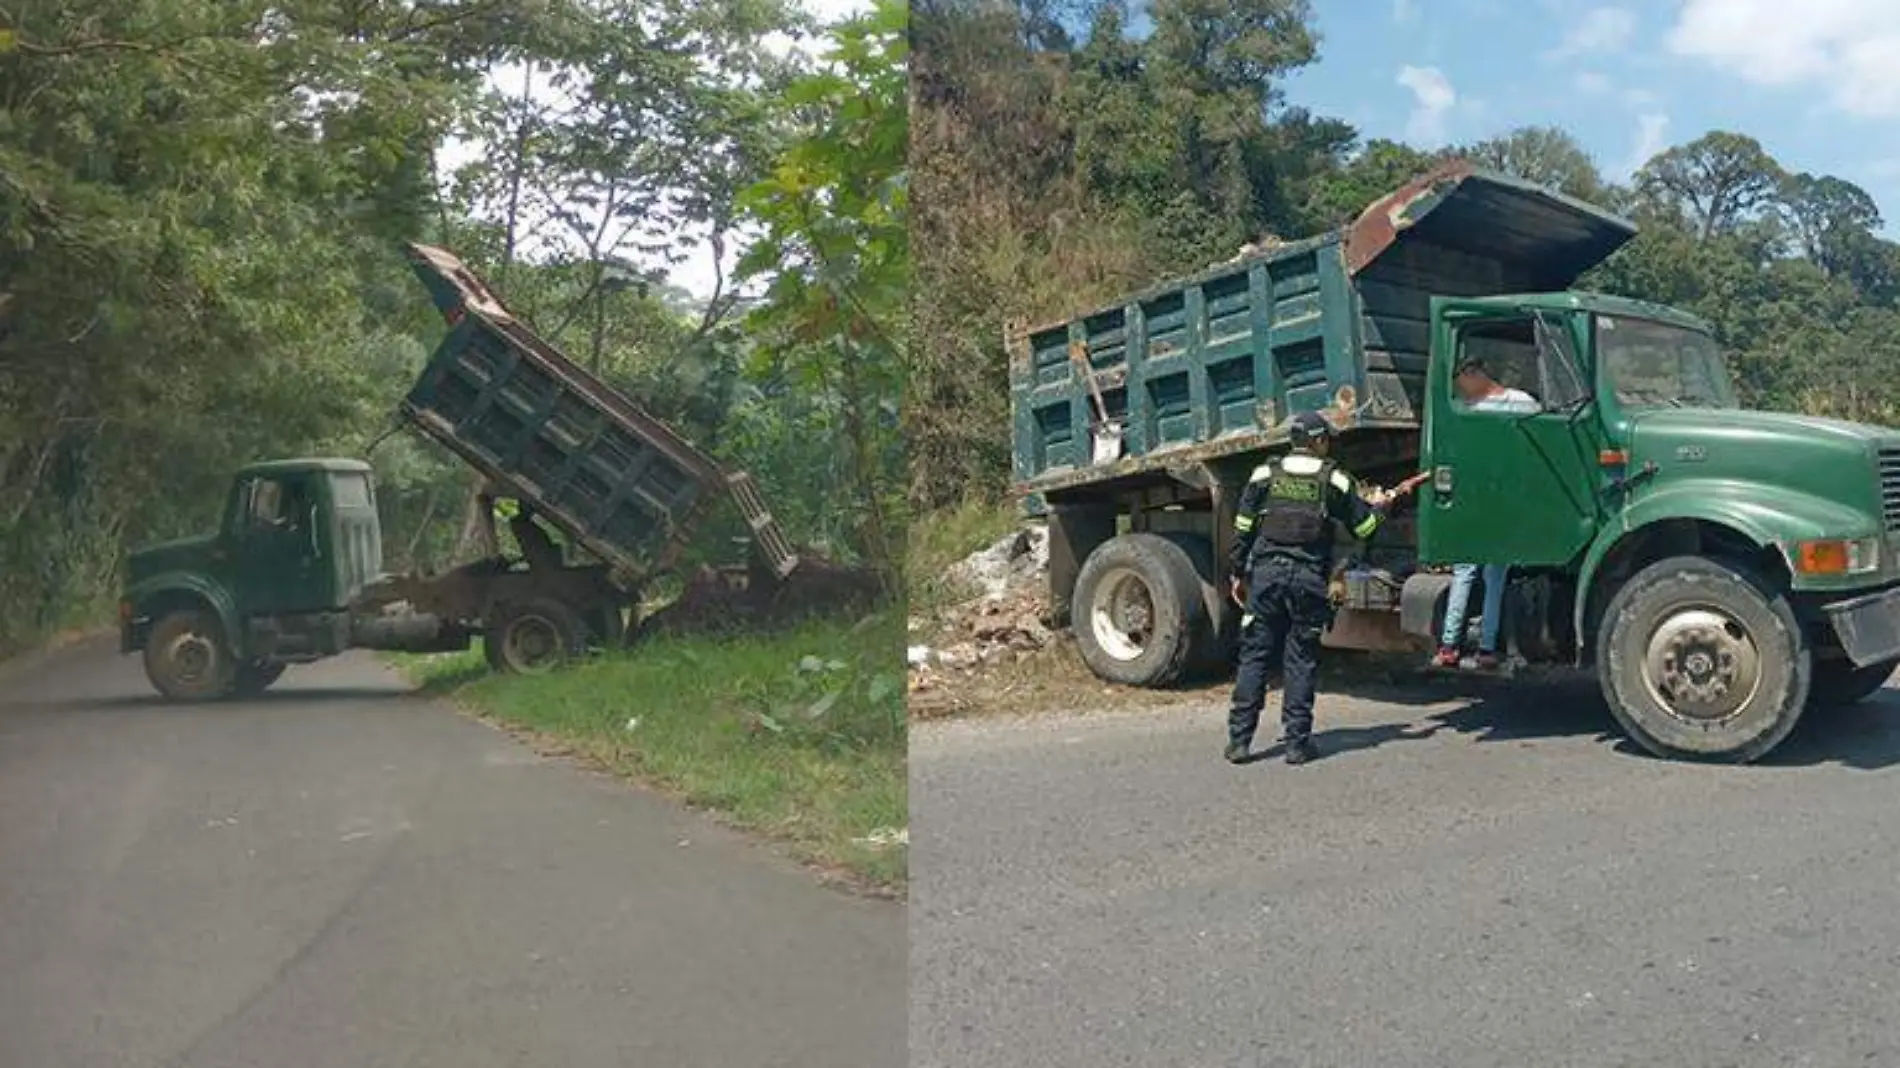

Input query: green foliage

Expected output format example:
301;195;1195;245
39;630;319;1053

396;618;907;888
1455;125;1604;203
733;0;908;583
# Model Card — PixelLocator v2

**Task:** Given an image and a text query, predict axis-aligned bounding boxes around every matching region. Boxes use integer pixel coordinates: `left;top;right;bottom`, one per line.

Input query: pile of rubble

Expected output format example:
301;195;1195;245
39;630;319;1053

909;527;1057;691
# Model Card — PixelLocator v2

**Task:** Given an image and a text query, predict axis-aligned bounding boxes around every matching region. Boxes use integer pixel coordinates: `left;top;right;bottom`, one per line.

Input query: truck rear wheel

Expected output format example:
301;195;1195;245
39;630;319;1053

1596;556;1809;763
1809;657;1898;707
143;608;238;701
1072;533;1209;688
486;598;588;675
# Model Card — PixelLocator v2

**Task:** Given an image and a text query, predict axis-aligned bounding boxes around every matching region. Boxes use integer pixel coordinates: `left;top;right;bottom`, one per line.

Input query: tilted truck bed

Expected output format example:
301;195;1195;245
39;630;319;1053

1008;163;1639;500
401;243;798;582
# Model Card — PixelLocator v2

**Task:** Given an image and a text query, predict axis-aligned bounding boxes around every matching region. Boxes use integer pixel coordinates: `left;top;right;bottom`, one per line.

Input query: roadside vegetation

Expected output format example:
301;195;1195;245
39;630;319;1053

396;615;907;892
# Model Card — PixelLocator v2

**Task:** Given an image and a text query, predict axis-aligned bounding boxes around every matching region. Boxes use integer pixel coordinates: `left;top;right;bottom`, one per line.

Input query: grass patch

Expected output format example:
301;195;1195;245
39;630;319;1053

392;615;907;894
907;498;1022;613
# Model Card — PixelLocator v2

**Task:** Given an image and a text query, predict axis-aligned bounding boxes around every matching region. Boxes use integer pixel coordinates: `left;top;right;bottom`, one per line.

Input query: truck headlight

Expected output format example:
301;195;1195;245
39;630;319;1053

1794;537;1881;576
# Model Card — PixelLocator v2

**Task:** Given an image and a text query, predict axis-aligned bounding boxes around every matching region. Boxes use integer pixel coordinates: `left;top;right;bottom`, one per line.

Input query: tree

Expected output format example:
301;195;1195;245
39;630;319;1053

1634;131;1784;242
1303;138;1442;226
734;0;908;584
1777;172;1894;300
1457;125;1605;203
443;0;801;366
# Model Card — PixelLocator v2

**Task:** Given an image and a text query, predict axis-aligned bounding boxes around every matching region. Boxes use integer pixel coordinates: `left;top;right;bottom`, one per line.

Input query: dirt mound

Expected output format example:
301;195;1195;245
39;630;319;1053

640;551;888;640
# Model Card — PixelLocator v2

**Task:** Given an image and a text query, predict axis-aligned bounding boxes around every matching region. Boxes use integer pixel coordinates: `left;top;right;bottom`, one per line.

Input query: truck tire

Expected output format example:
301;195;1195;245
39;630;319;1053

1596;555;1810;763
143;608;238;701
1154;532;1232;676
1808;657;1898;707
486;597;589;675
1072;533;1209;688
233;661;287;696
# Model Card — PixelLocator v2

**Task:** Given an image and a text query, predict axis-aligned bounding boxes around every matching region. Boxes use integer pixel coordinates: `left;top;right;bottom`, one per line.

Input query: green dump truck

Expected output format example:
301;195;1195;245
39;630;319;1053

1009;163;1900;763
119;243;798;701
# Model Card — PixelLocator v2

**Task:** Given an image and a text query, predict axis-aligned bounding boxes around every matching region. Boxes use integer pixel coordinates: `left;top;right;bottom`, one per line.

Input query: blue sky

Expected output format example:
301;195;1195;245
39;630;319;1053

1279;0;1900;234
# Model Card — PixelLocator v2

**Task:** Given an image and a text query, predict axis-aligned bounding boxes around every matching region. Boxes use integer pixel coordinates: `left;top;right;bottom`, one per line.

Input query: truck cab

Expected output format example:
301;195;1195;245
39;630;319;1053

120;459;386;699
1413;290;1900;759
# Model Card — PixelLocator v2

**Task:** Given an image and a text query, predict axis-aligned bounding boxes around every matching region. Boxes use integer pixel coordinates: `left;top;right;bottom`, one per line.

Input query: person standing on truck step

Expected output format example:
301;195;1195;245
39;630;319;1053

1432;356;1540;671
1226;410;1410;766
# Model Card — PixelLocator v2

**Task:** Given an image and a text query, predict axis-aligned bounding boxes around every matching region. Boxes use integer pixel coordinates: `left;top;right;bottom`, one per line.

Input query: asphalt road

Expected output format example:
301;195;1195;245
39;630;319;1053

911;670;1900;1068
0;639;904;1068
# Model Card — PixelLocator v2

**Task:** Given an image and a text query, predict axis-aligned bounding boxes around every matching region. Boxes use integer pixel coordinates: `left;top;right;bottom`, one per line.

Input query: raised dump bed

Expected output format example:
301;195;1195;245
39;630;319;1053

1008;165;1638;500
403;243;797;580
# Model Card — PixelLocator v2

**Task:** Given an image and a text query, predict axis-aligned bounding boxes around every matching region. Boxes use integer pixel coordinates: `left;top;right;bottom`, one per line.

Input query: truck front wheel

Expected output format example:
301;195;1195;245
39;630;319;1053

486;598;588;675
143;608;238;701
1071;533;1209;688
1597;556;1810;763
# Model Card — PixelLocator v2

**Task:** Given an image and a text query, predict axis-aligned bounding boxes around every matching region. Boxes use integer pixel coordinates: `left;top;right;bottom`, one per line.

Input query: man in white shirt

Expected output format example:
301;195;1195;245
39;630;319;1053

1434;356;1538;670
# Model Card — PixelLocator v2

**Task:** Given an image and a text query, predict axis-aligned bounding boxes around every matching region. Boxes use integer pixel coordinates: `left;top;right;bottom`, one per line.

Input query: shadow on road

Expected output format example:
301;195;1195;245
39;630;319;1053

1310;676;1900;772
6;685;419;713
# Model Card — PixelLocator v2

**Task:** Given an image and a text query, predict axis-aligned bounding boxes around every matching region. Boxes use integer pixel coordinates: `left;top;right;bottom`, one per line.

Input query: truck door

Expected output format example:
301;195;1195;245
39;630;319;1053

1418;307;1605;567
233;473;327;616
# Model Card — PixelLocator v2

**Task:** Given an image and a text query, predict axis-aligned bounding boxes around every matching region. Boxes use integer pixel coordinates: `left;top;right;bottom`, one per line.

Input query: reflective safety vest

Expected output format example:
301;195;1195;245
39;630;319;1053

1253;454;1336;546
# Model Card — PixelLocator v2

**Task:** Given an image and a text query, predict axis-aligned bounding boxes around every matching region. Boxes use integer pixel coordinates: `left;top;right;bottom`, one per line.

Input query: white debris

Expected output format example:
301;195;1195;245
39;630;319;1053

853;826;909;850
948;527;1050;601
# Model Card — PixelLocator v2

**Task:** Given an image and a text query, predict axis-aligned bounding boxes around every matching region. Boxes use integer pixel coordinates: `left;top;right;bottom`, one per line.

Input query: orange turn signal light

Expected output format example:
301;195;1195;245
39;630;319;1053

1598;449;1628;467
1798;539;1851;575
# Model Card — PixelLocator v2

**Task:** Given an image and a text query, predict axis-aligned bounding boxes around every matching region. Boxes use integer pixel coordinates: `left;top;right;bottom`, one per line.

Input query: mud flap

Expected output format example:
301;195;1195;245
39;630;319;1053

1823;584;1900;667
1398;572;1453;640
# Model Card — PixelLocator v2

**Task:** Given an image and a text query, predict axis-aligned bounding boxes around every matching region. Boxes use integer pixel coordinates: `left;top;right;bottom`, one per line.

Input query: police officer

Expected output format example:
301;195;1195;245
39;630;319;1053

1225;411;1408;765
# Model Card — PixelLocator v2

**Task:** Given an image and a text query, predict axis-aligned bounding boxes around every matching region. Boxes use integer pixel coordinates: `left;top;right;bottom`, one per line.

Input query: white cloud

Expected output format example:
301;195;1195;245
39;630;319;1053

1574;70;1612;95
1621;86;1661;109
1624;112;1671;177
1667;0;1900;118
1397;65;1457;146
1550;6;1637;59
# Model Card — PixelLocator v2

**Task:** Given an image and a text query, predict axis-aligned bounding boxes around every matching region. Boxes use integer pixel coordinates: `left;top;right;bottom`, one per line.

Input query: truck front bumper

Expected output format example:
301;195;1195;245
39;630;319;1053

1823;584;1900;667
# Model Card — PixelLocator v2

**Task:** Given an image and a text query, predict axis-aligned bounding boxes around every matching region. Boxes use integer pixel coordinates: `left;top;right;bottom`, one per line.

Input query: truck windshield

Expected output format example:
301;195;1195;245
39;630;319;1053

1597;315;1739;410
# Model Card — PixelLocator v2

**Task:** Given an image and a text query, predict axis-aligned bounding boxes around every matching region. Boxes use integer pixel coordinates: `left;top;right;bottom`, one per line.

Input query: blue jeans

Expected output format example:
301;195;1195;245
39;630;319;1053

1440;563;1508;652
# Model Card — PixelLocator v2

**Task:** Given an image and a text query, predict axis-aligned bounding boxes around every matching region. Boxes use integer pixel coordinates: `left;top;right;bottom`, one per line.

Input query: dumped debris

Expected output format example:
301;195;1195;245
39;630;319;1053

638;551;887;640
946;526;1049;600
911;528;1056;684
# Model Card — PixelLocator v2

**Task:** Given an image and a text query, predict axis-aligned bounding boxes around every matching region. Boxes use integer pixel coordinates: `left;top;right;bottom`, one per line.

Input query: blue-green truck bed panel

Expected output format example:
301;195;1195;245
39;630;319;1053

402;244;796;581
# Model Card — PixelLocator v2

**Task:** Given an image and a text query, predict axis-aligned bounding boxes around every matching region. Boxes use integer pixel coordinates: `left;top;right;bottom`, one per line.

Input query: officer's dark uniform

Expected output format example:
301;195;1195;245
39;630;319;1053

1226;411;1387;765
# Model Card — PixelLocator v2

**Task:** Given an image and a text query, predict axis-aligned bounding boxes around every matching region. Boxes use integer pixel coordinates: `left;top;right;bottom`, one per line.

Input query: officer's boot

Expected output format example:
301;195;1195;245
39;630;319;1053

1283;735;1319;765
1224;740;1250;764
